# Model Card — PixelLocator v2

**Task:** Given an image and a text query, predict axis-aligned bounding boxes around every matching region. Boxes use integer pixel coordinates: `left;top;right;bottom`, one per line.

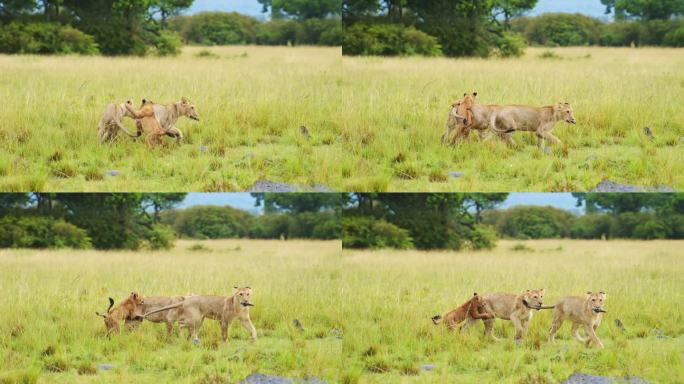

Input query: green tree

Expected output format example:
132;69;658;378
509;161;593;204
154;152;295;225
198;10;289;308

601;0;684;20
493;0;538;29
252;193;347;213
258;0;341;19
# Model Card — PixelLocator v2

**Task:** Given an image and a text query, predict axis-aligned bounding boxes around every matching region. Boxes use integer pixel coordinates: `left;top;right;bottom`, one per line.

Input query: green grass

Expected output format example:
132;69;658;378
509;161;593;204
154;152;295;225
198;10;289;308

341;47;684;191
1;239;682;383
0;46;343;192
0;240;343;383
339;240;684;383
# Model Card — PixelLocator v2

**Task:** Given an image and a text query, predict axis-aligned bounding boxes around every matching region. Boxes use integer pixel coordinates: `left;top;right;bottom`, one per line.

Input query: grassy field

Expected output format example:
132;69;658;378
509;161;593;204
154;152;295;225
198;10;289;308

341;47;684;191
0;240;344;383
339;240;683;383
1;240;682;383
0;46;343;192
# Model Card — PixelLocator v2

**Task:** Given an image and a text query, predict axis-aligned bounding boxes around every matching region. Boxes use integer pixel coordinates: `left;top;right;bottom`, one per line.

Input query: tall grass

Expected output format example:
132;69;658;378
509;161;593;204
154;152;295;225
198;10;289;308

2;240;681;383
341;47;684;191
339;240;684;383
0;46;343;191
0;240;343;383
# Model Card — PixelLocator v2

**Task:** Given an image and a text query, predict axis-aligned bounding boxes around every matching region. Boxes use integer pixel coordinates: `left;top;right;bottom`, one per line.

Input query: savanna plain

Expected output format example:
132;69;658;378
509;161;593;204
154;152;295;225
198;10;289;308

341;47;684;192
0;240;344;383
0;46;342;192
340;240;683;383
3;239;681;383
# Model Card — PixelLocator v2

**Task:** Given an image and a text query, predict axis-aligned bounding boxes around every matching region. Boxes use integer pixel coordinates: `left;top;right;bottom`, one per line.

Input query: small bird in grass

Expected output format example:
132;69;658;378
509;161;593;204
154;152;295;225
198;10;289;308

299;125;311;139
614;318;626;332
293;319;304;332
643;126;655;140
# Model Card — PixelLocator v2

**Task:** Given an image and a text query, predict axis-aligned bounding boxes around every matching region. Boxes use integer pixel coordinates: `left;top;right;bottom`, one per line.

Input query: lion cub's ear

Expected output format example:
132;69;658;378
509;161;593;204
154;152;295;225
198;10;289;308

473;292;478;296
472;92;478;97
181;96;189;104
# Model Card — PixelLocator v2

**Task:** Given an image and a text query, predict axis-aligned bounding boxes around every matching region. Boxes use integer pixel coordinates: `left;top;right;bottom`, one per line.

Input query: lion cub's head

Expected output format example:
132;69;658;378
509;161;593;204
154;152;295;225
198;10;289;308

585;291;607;313
124;292;145;308
178;96;200;121
451;92;477;127
233;286;254;307
522;289;545;309
554;102;576;124
471;292;486;308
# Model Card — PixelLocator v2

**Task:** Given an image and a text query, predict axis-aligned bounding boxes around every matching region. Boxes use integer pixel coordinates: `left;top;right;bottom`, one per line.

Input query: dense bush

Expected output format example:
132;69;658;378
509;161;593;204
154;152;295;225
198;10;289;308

513;13;603;46
483;206;575;239
514;14;684;47
151;31;183;56
170;12;259;45
250;212;340;240
142;224;176;250
0;22;99;55
169;12;341;46
164;205;253;239
343;23;442;56
342;216;413;249
0;216;91;249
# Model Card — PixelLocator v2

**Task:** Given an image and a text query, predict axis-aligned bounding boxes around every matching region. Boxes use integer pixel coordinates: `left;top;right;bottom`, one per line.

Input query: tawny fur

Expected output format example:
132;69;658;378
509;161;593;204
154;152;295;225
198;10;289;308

125;100;165;147
134;97;200;143
144;287;256;344
432;293;495;331
548;291;607;348
96;292;144;337
98;102;140;143
461;289;546;343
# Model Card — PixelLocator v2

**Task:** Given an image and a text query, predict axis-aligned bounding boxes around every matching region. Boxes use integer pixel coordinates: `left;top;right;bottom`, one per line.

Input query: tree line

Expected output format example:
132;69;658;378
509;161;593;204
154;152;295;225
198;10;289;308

342;0;684;57
342;193;684;250
0;0;341;56
0;193;344;250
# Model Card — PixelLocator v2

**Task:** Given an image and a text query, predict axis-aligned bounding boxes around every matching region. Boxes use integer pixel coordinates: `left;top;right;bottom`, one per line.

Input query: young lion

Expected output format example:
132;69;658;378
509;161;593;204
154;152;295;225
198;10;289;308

96;292;145;337
125;99;166;147
144;287;256;344
135;97;200;143
488;102;577;148
432;293;495;331
548;291;607;348
462;289;550;343
97;102;140;143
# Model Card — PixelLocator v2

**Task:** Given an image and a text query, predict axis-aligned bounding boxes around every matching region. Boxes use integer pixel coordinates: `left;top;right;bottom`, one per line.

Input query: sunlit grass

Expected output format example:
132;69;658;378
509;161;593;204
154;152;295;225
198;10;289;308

341;47;684;191
339;240;684;383
0;46;343;191
0;240;343;383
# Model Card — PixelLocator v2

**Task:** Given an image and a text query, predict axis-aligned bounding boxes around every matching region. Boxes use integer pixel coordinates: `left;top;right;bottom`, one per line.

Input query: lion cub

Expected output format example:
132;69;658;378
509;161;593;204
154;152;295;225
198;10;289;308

432;293;495;331
96;292;145;337
98;102;140;143
125;99;165;147
548;291;607;348
145;287;256;344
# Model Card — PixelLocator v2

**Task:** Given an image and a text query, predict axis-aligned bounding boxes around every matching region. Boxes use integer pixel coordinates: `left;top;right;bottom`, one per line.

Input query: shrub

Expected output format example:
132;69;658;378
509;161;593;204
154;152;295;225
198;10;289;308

343;23;441;56
633;220;669;240
0;22;99;55
342;216;413;249
144;224;176;250
0;215;92;249
663;25;684;47
170;12;259;45
514;13;603;46
465;224;497;250
51;220;92;249
152;31;182;56
492;32;526;58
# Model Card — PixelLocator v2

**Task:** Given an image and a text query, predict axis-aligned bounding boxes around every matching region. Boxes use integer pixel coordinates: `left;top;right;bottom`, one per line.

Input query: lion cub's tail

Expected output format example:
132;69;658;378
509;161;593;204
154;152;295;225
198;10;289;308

431;315;443;325
143;302;183;317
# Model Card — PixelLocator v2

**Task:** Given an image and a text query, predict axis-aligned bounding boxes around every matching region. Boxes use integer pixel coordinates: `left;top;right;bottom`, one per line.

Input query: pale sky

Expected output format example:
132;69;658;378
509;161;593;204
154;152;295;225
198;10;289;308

178;193;582;213
187;0;610;19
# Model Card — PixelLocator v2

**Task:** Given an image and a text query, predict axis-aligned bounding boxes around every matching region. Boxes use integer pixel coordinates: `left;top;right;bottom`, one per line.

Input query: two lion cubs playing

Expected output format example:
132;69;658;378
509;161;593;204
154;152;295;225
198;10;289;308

96;287;256;345
433;290;607;348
